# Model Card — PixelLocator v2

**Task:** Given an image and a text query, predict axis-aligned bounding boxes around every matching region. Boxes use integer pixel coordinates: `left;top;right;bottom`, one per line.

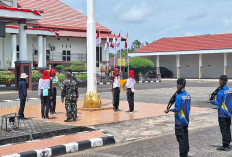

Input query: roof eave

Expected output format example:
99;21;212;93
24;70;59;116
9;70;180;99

129;49;232;57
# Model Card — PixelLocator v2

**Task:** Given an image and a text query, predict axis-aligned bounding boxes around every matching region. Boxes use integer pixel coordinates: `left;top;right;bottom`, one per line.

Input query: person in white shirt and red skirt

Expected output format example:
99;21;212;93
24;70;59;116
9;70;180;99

126;70;136;113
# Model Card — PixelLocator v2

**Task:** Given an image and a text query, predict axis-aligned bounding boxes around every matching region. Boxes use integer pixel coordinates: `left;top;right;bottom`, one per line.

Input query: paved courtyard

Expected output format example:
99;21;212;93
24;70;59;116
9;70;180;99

0;79;231;156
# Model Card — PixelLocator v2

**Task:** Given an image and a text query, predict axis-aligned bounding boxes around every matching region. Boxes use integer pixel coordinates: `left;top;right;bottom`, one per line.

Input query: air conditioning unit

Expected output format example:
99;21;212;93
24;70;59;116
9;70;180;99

51;46;56;51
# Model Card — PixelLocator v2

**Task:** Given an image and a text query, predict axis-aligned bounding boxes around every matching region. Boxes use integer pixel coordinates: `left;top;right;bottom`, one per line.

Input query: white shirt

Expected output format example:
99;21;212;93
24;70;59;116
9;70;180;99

38;79;51;96
51;76;58;83
113;76;120;88
51;76;58;88
126;78;136;92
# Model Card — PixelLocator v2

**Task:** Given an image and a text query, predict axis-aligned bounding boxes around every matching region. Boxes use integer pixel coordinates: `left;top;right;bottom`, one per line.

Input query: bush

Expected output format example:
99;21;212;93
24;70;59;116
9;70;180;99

69;61;87;72
32;70;42;83
57;74;66;82
75;73;87;81
128;57;154;80
55;65;65;74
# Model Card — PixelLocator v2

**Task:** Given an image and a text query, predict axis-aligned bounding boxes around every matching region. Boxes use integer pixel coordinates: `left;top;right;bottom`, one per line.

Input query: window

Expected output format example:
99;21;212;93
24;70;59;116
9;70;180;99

96;47;102;67
34;50;38;55
17;45;19;51
46;50;50;61
62;50;71;61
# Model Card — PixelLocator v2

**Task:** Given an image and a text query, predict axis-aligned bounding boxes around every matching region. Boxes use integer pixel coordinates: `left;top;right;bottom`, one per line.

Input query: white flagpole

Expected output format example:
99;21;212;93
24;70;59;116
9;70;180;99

107;43;109;73
127;33;129;78
99;29;101;76
114;34;116;68
119;30;122;75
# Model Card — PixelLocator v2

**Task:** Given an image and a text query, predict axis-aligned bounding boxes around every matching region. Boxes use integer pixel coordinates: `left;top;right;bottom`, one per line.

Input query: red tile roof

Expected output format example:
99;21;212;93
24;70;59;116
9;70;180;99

17;0;110;33
135;33;232;53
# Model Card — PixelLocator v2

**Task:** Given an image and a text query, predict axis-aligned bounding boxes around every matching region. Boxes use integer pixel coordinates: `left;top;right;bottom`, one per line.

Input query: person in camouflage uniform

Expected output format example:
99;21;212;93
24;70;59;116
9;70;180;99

61;72;79;122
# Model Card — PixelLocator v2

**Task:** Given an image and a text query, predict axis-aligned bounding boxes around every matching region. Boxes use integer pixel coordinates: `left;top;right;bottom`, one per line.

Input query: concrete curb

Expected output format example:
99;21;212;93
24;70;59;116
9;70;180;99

2;135;115;157
97;80;161;85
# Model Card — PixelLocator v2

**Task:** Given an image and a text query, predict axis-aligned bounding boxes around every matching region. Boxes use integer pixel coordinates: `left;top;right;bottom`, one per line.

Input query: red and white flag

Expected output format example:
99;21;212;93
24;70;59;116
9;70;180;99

110;33;116;49
104;33;110;50
125;32;128;49
116;32;121;47
96;32;101;46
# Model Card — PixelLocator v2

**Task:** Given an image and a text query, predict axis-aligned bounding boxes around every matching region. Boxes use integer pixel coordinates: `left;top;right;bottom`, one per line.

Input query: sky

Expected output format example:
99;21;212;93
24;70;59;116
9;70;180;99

60;0;232;48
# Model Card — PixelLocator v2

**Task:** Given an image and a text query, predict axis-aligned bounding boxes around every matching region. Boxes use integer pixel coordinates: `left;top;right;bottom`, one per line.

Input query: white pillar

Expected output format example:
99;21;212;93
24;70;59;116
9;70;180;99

87;0;97;94
11;34;17;68
12;0;17;8
176;55;181;78
0;37;3;68
199;54;202;79
156;55;160;74
224;53;228;75
43;36;47;67
19;23;27;60
37;35;43;68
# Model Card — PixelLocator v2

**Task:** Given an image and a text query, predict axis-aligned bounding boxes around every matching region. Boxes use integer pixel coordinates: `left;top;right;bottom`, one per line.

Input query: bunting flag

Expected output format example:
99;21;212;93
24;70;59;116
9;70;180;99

96;32;101;46
110;33;116;49
116;32;121;47
125;32;128;49
104;33;110;50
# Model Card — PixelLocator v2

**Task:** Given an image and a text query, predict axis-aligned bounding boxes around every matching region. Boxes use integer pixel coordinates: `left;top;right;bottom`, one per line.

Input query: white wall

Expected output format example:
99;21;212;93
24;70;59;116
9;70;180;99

202;54;224;78
180;54;199;78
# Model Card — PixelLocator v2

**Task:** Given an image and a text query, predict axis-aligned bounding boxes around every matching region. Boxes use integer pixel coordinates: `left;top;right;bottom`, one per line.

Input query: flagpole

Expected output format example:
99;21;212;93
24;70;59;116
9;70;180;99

114;33;116;68
99;29;101;78
119;30;122;75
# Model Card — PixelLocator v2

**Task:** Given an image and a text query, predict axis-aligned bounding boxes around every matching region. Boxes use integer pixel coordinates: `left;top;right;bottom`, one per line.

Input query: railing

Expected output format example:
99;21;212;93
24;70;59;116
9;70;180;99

33;52;87;62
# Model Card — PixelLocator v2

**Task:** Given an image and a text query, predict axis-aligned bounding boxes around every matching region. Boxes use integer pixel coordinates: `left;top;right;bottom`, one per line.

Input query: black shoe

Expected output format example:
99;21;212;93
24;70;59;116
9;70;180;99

45;117;50;119
73;118;77;122
64;119;72;122
18;117;27;120
217;146;231;151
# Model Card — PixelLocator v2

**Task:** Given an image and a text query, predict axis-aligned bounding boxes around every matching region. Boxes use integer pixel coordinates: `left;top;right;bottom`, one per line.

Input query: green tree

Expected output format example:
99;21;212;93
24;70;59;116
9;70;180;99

128;57;154;80
55;65;64;74
131;40;142;50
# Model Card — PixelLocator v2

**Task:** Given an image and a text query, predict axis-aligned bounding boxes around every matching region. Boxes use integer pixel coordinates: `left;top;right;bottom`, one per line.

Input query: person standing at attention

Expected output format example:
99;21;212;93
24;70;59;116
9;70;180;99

207;75;232;151
112;68;120;111
61;72;79;122
38;70;53;119
50;68;58;114
165;78;191;157
126;70;136;113
18;73;29;119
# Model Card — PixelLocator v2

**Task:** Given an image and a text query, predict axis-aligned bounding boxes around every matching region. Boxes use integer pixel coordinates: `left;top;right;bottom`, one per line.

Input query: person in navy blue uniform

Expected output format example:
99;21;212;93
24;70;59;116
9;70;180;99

208;75;232;151
18;73;29;119
165;78;191;157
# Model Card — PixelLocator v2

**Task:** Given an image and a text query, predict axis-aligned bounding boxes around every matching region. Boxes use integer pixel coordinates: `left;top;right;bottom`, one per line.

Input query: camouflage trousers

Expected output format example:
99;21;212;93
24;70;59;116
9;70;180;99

65;99;77;119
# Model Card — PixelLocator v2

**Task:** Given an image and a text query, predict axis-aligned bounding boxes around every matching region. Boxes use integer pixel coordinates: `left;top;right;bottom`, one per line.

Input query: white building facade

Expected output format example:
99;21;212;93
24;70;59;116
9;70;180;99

0;0;111;70
130;34;232;79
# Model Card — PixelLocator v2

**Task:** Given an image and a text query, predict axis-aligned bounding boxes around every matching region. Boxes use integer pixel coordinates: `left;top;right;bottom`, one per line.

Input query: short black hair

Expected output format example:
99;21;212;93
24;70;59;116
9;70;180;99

177;78;186;88
220;75;228;83
67;69;73;74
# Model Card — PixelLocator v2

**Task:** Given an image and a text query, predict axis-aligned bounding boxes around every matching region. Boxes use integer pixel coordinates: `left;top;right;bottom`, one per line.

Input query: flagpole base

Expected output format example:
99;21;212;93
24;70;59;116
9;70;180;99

83;91;102;108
